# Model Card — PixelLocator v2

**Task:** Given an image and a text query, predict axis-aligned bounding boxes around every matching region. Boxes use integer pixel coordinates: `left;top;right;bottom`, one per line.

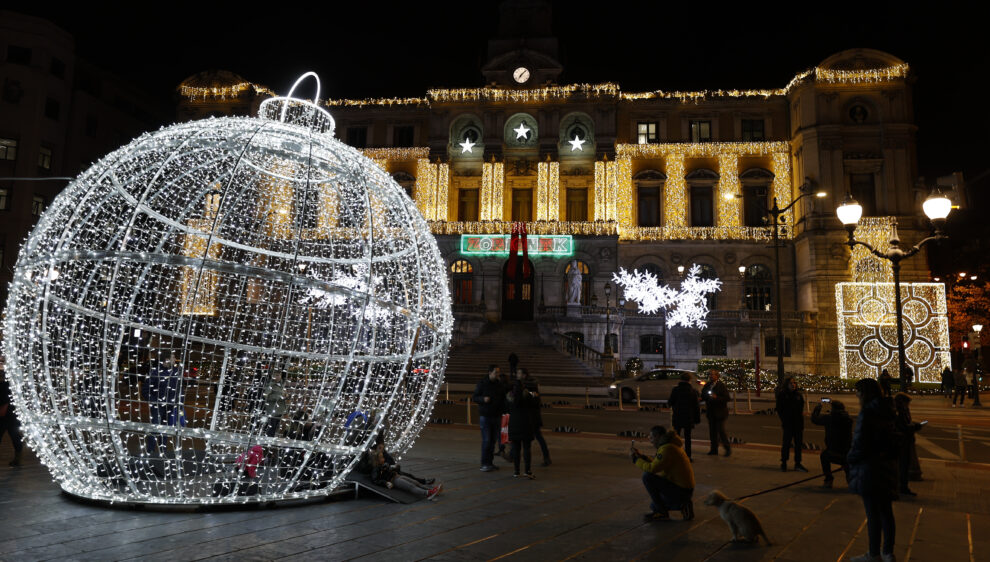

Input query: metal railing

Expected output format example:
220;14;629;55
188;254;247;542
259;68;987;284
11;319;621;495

553;332;616;375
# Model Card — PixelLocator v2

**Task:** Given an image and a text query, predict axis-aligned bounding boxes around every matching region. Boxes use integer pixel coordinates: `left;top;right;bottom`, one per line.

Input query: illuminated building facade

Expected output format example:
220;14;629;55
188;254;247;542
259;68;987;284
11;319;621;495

175;5;942;377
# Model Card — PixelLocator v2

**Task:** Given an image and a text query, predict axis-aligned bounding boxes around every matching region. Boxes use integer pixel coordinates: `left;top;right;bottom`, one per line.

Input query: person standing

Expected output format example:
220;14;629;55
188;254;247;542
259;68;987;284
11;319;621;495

952;366;968;407
702;370;730;456
878;369;893;397
142;351;183;456
667;373;701;460
472;365;505;472
811;399;852;488
508;352;519;377
1;360;25;467
847;378;898;562
506;370;538;479
893;393;923;497
520;368;551;466
776;376;808;472
940;366;954;403
262;371;287;437
964;355;979;400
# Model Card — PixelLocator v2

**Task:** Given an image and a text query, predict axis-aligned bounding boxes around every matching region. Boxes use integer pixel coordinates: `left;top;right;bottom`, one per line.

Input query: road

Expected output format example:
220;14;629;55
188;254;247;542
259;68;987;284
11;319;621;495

430;392;990;465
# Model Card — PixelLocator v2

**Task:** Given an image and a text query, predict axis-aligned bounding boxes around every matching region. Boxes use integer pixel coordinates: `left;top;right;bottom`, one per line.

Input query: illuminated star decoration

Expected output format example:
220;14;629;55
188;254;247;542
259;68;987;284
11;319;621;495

459;139;476;153
613;264;722;329
568;135;586;151
513;123;531;140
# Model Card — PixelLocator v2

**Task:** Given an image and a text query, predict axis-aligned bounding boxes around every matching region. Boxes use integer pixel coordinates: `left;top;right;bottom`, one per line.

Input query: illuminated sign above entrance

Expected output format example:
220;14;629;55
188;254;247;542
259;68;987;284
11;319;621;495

460;234;573;257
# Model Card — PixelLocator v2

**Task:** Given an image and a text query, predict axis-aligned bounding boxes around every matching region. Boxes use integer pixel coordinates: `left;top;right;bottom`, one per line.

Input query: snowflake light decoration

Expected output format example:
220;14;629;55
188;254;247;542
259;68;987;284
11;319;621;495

613;264;721;329
2;73;452;506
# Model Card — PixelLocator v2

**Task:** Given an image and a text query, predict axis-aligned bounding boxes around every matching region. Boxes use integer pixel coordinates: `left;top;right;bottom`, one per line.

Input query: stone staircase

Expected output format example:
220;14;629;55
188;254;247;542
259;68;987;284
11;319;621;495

443;321;604;386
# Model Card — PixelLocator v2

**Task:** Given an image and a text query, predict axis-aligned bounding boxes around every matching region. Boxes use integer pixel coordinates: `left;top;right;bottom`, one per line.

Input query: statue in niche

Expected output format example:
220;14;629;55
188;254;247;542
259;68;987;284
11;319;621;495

566;260;583;304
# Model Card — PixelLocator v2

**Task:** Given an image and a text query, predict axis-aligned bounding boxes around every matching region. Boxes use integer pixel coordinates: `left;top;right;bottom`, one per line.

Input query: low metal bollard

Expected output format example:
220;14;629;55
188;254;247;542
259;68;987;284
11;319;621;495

636;386;641;410
747;387;752;411
733;391;738;414
619;386;624;411
445;382;449;401
585;386;590;407
466;398;472;425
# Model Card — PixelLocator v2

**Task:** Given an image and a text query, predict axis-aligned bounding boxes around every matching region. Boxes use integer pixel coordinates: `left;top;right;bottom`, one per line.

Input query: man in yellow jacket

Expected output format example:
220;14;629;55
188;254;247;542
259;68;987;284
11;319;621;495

631;425;696;521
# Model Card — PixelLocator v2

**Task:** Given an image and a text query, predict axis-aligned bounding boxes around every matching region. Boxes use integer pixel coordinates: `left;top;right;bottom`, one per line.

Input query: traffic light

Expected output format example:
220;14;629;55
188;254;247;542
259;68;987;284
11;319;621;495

963;338;970;350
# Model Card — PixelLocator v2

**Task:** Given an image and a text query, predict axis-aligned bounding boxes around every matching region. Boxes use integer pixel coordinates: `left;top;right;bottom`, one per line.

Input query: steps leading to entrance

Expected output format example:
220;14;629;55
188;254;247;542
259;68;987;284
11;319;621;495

444;321;603;387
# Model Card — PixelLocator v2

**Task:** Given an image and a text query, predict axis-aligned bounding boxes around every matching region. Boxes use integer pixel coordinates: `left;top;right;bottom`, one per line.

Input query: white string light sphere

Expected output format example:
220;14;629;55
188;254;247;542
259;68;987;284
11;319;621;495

2;73;452;505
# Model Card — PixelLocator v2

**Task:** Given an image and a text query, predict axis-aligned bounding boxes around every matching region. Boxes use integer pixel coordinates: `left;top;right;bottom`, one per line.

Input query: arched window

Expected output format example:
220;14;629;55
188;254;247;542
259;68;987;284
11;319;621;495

450;260;473;305
701;335;727;356
766;335;791;357
745;264;773;311
697;263;718;310
640;334;665;355
641;263;664;283
564;260;592;305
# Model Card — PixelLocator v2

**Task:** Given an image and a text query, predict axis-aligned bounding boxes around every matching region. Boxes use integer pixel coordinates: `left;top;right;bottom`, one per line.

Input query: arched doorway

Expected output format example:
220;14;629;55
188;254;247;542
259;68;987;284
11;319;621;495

502;258;535;321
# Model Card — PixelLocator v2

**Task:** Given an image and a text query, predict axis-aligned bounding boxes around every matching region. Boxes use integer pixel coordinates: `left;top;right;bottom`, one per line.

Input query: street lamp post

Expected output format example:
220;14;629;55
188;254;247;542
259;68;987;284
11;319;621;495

973;323;983;407
738;265;747;310
765;184;827;384
604;282;613;356
836;188;952;389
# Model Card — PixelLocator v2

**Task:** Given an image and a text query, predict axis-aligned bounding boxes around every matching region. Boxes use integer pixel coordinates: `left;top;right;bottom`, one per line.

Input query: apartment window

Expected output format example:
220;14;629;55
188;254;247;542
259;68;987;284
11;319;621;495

741;119;764;141
690;120;711;142
50;58;66;79
850;173;876;217
0;188;10;210
701;335;727;356
45;98;60;121
3;78;23;104
0;138;16;161
640;334;665;355
745;264;773;311
566;188;587;221
345;127;368;148
637;121;658;144
766;336;792;357
743;184;768;227
637;186;660;226
85;114;98;137
690;186;714;226
32;195;45;216
37;147;53;171
698;264;718;310
450;260;474;305
511;189;532;222
457;188;479;222
392;125;414;147
7;45;31;65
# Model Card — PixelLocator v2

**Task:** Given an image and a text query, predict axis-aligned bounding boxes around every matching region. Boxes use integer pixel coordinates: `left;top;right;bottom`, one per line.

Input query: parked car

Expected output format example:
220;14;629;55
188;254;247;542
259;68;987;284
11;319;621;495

607;368;703;403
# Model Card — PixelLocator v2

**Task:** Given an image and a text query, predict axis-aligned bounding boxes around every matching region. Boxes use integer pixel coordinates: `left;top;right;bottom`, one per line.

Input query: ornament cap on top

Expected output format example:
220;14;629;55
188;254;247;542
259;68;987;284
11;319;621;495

258;72;336;135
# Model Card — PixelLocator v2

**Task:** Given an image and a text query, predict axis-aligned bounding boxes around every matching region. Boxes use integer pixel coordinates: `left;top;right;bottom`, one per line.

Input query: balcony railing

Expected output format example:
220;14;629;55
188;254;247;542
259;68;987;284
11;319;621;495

553;332;615;375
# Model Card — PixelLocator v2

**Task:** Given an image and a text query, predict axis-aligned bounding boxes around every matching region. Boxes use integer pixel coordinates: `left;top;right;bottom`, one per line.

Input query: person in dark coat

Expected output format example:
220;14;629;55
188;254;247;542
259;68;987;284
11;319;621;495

811;399;852;488
952;367;968;407
893;392;923;496
472;365;505;472
878;369;893;397
776;376;808;472
521;368;551;466
847;378;899;562
506;372;538;478
142;352;183;456
507;352;519;376
667;373;701;460
1;363;24;467
940;367;954;402
702;370;731;456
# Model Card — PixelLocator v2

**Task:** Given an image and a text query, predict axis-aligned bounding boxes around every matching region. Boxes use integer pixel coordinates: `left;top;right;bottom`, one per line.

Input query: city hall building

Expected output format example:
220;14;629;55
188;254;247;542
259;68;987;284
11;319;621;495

175;8;942;379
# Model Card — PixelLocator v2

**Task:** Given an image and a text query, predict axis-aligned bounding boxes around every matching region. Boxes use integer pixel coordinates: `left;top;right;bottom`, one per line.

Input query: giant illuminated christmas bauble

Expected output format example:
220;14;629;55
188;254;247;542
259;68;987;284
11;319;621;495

2;74;452;505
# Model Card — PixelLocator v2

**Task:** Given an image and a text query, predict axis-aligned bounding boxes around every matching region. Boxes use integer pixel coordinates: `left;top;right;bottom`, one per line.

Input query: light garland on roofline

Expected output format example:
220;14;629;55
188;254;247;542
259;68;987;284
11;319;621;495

428;83;620;103
617;141;791;159
815;64;910;84
179;82;276;101
428;220;619;236
362;147;431;161
621;225;775;241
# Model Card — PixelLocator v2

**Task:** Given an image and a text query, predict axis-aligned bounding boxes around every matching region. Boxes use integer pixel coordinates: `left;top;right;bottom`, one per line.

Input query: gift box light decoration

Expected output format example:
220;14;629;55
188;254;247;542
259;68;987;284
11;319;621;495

835;282;949;383
2;73;452;505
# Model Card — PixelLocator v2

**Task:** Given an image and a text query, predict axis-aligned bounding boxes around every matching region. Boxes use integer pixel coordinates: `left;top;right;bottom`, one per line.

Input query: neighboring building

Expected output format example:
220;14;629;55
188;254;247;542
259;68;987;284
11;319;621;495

0;10;160;307
175;7;937;377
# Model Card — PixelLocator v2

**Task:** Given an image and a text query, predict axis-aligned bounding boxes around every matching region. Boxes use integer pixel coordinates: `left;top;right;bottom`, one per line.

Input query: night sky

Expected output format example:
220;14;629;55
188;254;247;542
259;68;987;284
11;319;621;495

16;2;988;200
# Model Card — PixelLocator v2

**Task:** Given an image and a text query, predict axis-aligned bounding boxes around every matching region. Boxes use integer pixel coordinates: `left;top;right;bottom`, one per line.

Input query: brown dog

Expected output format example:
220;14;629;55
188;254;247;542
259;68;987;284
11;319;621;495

703;491;771;545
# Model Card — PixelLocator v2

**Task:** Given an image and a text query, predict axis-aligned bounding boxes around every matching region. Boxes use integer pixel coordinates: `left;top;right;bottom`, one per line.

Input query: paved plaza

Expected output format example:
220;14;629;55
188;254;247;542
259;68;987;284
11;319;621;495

1;419;988;561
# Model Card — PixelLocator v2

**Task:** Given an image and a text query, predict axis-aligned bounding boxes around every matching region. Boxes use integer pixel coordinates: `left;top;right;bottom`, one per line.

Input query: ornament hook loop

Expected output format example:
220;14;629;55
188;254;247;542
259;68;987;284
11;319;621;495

258;72;335;135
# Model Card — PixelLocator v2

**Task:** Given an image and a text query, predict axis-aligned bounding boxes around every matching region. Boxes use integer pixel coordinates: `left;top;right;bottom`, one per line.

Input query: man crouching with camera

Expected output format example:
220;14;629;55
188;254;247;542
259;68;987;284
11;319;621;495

631;425;696;522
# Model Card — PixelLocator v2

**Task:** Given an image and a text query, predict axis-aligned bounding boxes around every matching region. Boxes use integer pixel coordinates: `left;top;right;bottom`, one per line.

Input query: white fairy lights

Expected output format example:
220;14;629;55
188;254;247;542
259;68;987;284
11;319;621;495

613;264;722;329
2;73;452;506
